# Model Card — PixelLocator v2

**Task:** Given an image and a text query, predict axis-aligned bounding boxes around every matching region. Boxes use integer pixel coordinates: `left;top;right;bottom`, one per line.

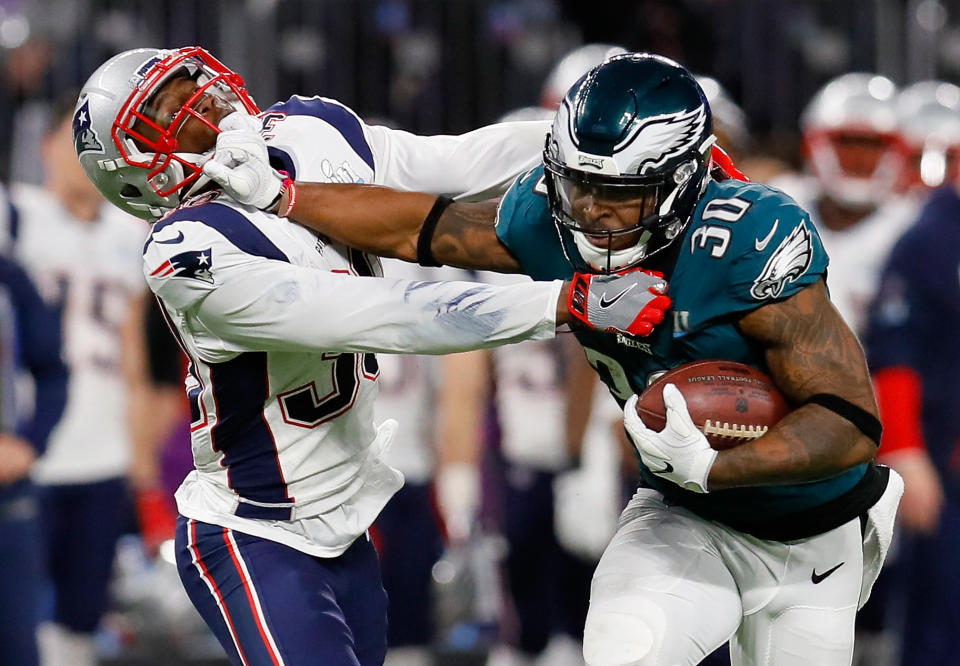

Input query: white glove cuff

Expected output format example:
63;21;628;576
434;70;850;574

683;448;719;494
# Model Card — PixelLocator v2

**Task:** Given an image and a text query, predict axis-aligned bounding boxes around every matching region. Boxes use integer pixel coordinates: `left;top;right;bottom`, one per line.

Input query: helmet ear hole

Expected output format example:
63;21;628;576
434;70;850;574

120;184;142;199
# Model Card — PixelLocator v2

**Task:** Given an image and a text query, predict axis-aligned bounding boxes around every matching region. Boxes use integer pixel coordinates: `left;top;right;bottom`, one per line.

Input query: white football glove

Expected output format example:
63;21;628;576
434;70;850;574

623;384;718;493
203;112;285;210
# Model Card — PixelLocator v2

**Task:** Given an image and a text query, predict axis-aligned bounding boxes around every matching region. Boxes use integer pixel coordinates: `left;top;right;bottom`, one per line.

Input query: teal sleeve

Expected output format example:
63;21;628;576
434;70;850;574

494;166;573;281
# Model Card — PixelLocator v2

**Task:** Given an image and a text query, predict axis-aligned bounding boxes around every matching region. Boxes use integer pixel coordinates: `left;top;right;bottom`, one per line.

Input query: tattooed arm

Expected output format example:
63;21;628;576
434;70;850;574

285;184;521;272
707;279;879;490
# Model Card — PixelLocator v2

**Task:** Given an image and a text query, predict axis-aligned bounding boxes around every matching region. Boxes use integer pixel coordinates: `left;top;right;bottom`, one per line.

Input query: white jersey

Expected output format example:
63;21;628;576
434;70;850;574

478;271;570;471
770;174;917;336
151;198;559;557
372;260;473;483
1;184;146;484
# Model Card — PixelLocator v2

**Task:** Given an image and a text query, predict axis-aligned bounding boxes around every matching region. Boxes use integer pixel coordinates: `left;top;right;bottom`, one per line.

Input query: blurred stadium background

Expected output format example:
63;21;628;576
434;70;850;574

5;0;960;181
2;1;958;665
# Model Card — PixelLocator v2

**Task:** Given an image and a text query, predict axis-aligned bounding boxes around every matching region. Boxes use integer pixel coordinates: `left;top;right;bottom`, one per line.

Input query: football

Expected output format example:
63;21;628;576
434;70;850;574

636;360;789;450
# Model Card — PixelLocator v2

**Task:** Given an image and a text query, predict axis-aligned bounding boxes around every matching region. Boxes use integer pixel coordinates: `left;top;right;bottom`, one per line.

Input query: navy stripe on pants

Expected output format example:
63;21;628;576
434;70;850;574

175;517;388;666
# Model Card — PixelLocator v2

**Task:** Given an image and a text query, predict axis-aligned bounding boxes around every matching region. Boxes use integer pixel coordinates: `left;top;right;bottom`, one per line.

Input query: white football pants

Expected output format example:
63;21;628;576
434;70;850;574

582;471;902;666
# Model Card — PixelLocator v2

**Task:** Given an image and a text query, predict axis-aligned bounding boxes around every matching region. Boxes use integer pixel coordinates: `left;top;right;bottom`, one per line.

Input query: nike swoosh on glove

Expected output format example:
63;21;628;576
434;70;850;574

623;384;717;493
568;268;670;336
203;112;284;210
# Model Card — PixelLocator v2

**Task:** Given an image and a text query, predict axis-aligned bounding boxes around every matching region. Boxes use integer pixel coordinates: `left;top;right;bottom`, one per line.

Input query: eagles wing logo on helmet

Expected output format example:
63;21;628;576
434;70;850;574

72;99;104;156
619;106;707;174
750;221;813;300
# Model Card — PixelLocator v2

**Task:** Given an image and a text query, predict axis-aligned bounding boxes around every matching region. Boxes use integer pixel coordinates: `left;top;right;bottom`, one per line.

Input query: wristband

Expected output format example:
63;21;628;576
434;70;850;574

566;272;590;326
278;178;297;217
266;170;290;213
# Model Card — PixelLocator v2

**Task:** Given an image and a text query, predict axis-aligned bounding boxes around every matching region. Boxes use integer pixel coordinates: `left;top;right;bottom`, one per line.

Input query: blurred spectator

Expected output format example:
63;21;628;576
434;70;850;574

457;270;614;666
895;80;960;195
864;179;960;665
2;94;150;666
0;36;56;183
371;259;485;666
539;43;626;110
0;245;68;666
694;73;789;184
139;298;189;554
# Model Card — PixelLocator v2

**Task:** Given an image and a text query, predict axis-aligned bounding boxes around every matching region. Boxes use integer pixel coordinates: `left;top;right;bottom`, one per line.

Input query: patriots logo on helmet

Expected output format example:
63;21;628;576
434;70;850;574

72;100;104;156
149;248;214;284
619;106;709;175
750;221;813;300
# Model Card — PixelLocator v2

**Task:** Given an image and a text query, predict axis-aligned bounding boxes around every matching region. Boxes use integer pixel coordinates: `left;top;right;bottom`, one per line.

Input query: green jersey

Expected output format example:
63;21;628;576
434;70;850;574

496;166;886;540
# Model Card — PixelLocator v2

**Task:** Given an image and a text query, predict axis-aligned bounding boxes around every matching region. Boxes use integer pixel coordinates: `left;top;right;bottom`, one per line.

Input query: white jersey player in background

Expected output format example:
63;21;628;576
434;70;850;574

73;46;671;666
372;258;489;666
771;73;916;336
1;96;150;666
479;268;622;666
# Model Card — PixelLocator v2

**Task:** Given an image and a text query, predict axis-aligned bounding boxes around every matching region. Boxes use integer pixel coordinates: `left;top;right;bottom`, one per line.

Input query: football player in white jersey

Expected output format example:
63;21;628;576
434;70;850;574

73;46;671;666
0;96;151;666
771;73;916;336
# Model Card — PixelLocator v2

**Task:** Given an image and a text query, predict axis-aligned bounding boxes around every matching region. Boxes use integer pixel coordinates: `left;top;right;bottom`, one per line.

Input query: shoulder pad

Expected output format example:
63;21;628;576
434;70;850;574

261;96;374;175
495;165;570;280
144;199;290;311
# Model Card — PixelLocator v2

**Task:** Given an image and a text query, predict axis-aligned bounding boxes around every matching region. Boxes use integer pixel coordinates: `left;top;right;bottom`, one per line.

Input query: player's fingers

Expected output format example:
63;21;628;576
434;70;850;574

218;111;260;133
202;159;231;183
203;161;250;197
624;320;653;336
646;294;671;310
623;395;653;438
638;307;665;325
663;384;696;437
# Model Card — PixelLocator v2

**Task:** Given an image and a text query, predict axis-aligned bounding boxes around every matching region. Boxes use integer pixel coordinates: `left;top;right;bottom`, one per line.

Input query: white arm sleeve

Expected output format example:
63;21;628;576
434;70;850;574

156;258;560;360
365;120;550;201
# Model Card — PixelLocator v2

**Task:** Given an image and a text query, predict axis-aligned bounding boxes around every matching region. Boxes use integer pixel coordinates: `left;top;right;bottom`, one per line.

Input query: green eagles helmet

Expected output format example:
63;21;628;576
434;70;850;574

543;52;715;273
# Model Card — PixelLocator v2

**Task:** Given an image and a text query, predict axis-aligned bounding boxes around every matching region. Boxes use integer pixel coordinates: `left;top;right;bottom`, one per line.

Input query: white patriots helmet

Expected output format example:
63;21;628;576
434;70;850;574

801;73;904;208
896;80;960;190
695;75;750;158
540;43;628;110
543;52;715;273
73;46;260;220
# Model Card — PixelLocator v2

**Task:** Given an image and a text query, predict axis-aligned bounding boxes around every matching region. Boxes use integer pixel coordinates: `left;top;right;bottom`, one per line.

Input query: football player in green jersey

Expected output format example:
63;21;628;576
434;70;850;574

205;53;903;666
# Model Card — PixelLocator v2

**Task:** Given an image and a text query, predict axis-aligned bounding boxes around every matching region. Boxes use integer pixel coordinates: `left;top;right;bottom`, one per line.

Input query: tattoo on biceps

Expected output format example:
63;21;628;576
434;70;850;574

432;202;520;271
740;281;873;405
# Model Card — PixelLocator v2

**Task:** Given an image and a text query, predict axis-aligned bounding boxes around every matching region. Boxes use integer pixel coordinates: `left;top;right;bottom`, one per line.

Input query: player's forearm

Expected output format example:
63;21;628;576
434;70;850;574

287;183;434;261
286;184;522;272
708;407;877;489
194;264;565;356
